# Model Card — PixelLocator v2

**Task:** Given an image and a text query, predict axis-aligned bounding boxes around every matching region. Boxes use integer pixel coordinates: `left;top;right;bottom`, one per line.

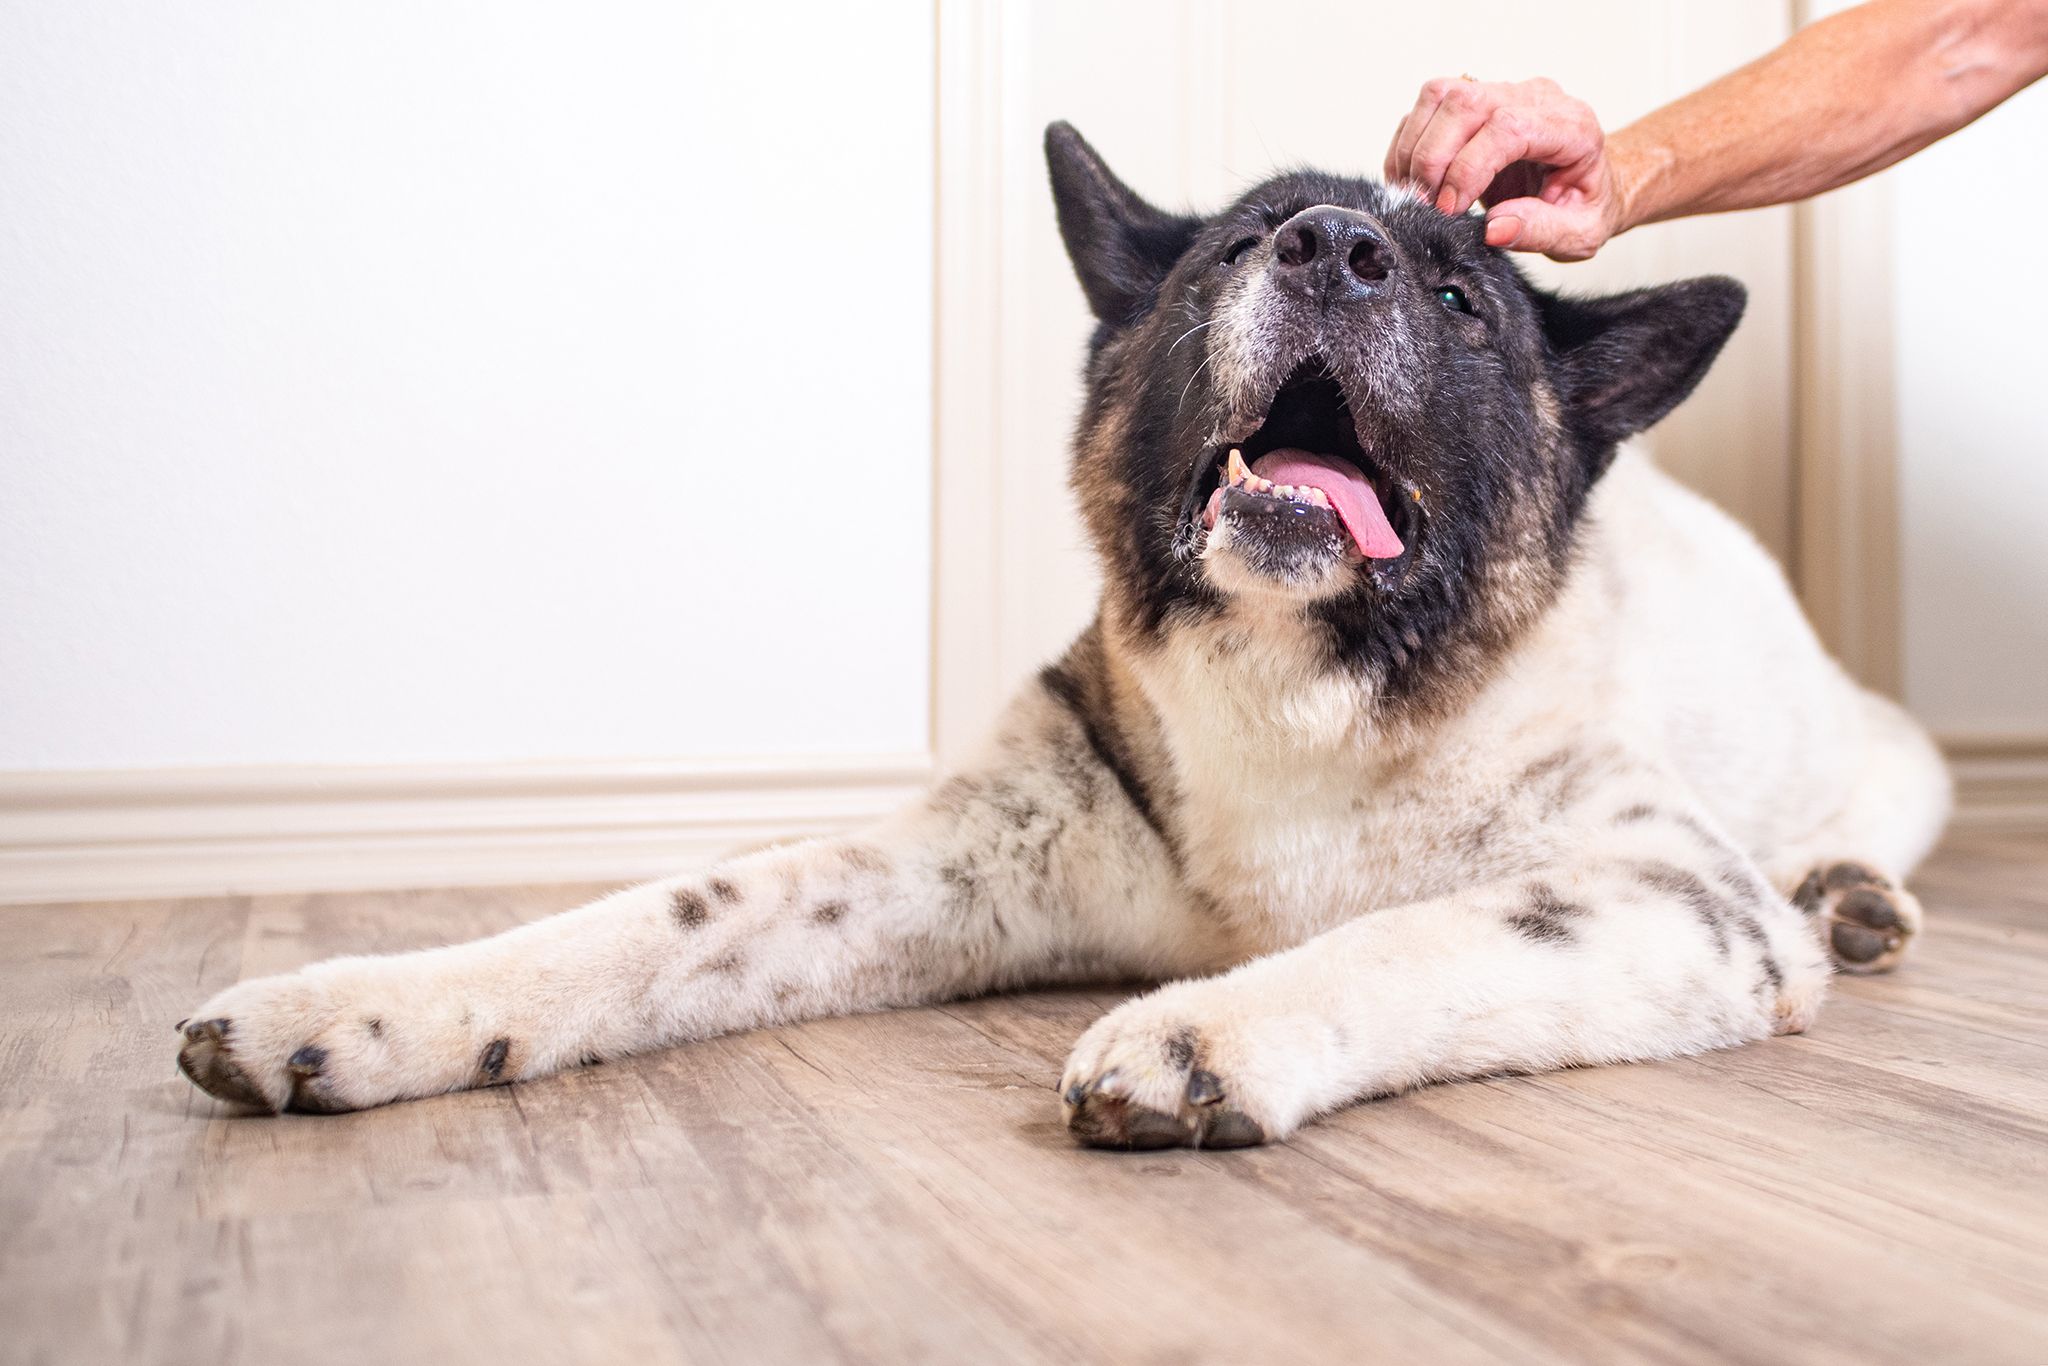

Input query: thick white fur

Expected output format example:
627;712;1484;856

176;451;1948;1139
1064;452;1946;1135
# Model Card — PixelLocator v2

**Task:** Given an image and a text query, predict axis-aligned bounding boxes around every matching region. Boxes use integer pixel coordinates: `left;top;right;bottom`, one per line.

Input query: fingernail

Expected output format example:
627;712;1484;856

1485;215;1520;246
1436;188;1458;215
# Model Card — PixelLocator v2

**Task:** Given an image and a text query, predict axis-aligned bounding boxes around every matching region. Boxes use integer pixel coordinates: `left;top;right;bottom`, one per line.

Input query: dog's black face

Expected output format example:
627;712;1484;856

1046;123;1745;712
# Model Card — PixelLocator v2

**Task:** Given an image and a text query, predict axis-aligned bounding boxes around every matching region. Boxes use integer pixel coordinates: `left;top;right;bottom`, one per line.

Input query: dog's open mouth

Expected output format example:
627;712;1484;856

1195;361;1419;563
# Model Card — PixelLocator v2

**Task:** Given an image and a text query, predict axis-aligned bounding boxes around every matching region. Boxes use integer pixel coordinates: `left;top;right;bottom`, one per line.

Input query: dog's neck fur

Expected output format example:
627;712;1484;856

1096;470;1629;950
1099;530;1578;769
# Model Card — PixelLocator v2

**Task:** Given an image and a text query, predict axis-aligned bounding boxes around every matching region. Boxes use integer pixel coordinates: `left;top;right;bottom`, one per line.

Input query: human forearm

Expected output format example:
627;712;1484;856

1610;0;2048;231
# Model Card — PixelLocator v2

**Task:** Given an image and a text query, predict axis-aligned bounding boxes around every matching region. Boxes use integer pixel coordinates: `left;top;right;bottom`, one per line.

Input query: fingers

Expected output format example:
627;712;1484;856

1483;196;1603;262
1400;81;1499;211
1387;76;1618;259
1384;77;1457;183
1436;108;1601;218
1385;76;1607;221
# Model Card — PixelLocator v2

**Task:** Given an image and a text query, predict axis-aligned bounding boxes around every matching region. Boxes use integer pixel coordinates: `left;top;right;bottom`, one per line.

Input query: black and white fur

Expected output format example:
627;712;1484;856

174;125;1948;1149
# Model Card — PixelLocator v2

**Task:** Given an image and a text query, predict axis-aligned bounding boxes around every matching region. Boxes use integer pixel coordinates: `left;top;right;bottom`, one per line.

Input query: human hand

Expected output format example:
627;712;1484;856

1383;76;1627;262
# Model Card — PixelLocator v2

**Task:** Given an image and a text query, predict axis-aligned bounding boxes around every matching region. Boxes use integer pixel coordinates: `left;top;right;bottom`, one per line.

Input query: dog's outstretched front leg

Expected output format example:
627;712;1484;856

1062;802;1832;1149
175;685;1221;1113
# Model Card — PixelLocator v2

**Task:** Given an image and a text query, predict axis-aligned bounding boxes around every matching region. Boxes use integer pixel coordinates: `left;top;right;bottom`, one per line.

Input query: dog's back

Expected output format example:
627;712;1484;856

1574;452;1948;874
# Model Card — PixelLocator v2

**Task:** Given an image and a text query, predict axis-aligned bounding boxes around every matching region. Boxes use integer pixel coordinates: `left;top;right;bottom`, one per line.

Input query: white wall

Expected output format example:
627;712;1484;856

6;2;2039;897
1893;79;2048;737
9;0;2037;785
0;3;934;770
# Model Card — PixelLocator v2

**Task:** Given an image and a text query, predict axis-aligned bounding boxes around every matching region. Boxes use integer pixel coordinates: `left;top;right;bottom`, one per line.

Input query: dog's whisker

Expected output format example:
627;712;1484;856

1175;353;1217;421
1166;319;1215;359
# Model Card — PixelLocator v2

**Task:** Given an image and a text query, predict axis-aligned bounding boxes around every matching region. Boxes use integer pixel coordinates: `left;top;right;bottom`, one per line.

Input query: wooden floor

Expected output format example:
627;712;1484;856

2;832;2045;1366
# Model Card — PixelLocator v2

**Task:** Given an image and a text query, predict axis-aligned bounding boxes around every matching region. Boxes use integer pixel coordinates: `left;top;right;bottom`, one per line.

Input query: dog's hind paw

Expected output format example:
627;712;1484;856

1791;860;1922;974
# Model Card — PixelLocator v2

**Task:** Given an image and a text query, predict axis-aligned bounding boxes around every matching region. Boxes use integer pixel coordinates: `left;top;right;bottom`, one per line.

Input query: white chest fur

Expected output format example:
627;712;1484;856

1125;452;1912;956
1130;605;1419;948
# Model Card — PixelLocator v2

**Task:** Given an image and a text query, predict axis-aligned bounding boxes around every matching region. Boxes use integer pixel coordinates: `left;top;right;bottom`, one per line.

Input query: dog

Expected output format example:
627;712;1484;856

174;124;1950;1149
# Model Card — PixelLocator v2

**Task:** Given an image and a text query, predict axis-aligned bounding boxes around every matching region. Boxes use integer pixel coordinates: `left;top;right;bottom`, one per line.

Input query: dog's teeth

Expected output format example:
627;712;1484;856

1226;448;1249;486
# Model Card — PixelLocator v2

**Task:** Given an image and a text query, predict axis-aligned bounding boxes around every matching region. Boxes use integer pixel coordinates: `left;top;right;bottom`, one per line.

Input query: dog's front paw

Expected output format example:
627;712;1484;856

176;961;469;1114
177;972;344;1113
1060;981;1311;1151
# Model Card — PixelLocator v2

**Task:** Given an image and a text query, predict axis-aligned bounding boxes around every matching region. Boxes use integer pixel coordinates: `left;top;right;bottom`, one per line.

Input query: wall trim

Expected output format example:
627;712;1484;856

930;0;1007;773
0;753;934;907
7;734;2025;908
1943;734;2048;834
1791;175;1903;698
1790;0;1902;696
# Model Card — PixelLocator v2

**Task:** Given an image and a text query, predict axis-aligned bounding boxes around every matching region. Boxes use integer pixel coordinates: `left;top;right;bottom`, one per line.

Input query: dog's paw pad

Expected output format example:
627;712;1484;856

1061;1056;1269;1151
1793;861;1921;974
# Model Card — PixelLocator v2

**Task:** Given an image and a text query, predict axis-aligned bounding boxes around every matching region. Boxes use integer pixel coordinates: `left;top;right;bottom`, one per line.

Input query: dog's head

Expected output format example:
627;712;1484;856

1045;123;1744;709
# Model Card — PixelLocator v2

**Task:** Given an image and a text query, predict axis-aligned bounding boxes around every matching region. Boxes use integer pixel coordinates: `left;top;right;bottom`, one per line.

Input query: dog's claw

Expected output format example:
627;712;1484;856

176;1018;278;1112
1063;1065;1269;1151
1121;1106;1196;1149
1201;1109;1267;1148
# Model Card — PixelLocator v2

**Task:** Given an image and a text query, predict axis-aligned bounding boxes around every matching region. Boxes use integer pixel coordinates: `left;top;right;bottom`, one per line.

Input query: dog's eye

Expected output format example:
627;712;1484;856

1435;285;1475;315
1222;236;1261;266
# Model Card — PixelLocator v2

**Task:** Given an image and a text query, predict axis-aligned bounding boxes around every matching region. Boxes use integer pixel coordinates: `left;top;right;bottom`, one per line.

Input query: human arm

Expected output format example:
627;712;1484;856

1385;0;2048;260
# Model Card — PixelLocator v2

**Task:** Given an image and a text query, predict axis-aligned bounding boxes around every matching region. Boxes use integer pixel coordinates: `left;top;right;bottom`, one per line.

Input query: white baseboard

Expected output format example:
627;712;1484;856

0;753;934;906
1944;735;2048;835
5;734;2033;908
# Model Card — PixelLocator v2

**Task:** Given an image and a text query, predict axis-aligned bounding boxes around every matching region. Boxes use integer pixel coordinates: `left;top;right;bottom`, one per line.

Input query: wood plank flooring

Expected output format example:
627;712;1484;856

2;831;2044;1365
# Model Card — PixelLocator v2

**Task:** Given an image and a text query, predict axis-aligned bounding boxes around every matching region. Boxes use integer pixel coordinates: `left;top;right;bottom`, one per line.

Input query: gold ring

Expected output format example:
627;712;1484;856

1460;73;1478;82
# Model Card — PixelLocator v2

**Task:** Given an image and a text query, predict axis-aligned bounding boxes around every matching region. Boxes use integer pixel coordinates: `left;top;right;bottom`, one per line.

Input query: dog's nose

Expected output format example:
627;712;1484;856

1270;206;1393;302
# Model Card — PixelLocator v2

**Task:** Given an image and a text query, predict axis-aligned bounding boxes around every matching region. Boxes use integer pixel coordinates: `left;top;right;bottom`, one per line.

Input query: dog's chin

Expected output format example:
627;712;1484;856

1198;496;1363;603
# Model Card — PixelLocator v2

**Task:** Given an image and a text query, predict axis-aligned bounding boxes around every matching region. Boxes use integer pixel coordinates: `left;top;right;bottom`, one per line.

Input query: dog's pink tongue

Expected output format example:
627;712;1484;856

1251;450;1404;559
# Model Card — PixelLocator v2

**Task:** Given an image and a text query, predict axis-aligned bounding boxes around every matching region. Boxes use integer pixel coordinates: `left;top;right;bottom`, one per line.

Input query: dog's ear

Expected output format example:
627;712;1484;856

1538;276;1746;463
1045;122;1201;327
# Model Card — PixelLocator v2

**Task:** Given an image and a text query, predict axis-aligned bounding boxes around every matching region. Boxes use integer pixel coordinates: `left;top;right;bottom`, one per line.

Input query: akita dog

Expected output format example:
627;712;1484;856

176;125;1949;1149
